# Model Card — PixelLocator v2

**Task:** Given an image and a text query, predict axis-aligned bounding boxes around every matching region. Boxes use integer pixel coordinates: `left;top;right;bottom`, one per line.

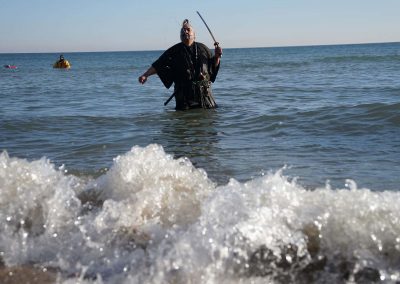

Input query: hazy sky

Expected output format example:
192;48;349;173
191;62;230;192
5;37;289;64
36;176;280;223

1;0;399;53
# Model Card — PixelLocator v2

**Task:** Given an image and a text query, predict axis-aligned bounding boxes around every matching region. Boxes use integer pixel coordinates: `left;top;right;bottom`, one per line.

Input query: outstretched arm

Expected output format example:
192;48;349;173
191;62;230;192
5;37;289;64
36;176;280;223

138;66;157;84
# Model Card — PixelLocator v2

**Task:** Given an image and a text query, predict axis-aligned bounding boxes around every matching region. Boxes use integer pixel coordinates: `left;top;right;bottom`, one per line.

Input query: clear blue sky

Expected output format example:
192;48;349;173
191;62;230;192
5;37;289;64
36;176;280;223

1;0;399;53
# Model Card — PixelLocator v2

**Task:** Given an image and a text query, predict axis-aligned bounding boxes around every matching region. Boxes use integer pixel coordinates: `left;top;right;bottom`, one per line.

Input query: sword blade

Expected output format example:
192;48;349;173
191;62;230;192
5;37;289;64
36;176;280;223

196;11;218;46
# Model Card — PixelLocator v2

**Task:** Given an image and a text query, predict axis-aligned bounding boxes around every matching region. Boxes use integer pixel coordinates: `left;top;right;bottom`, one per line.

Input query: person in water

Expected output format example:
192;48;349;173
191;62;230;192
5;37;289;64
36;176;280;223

4;65;17;69
59;55;65;62
138;19;222;110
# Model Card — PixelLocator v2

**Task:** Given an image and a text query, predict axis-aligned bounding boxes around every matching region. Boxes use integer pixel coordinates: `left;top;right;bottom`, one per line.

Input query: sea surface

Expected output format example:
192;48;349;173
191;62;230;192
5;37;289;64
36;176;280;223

0;42;399;283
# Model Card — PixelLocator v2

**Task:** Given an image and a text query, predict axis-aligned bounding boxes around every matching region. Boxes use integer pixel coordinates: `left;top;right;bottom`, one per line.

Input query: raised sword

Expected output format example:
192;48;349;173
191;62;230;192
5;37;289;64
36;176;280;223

196;11;220;48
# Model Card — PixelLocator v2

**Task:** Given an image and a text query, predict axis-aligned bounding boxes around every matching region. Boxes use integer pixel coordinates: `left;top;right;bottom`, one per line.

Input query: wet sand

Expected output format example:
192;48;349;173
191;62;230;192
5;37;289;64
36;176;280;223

0;266;56;284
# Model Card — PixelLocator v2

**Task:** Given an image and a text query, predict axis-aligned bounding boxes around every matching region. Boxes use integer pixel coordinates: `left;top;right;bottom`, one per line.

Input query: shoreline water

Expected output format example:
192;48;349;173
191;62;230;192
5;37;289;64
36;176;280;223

1;42;399;282
1;146;400;283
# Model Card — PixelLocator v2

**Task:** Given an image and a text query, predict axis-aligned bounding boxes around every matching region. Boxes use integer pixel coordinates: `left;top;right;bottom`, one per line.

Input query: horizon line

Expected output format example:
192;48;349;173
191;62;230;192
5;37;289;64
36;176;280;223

1;41;399;55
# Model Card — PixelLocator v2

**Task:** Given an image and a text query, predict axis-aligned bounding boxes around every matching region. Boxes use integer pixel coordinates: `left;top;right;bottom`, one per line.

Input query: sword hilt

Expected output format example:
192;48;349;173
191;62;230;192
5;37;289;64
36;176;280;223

214;42;222;58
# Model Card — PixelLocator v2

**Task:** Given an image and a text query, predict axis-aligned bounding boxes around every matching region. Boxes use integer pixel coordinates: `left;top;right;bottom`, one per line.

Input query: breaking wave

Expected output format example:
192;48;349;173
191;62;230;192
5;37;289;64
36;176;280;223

1;144;400;283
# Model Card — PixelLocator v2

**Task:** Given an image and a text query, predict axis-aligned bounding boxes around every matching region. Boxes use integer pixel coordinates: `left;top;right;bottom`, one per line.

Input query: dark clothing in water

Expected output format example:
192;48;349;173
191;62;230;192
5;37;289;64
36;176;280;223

152;42;220;110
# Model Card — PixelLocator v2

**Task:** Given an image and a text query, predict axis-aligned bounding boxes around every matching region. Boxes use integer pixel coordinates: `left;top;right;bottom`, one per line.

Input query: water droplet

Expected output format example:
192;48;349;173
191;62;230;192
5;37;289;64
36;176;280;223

172;262;180;270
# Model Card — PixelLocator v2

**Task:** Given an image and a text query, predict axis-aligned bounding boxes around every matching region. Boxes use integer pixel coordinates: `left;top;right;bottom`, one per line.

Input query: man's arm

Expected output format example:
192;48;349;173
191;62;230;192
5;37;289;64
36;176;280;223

138;66;157;84
214;45;222;67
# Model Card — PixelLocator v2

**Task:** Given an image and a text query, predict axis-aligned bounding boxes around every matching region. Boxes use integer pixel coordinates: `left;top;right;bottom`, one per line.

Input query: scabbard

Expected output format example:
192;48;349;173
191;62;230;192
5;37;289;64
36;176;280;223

164;91;176;106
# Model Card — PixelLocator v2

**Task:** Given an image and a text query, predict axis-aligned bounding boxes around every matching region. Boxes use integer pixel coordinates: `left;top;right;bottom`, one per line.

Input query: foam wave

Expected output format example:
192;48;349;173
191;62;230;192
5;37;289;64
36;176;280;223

1;145;400;283
0;151;83;233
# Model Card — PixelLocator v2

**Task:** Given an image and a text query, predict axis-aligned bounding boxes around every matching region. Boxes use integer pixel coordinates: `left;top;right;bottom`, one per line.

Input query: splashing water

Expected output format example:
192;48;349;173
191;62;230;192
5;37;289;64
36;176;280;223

1;145;400;283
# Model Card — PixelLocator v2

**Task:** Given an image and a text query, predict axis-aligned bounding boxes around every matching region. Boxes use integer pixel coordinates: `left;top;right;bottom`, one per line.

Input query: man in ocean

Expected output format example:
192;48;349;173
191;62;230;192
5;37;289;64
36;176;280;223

138;19;222;110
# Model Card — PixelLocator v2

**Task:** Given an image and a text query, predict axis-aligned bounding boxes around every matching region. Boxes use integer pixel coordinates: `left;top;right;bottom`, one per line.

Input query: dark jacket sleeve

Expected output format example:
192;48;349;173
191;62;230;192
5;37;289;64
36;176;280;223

151;45;179;89
197;42;220;83
210;58;220;83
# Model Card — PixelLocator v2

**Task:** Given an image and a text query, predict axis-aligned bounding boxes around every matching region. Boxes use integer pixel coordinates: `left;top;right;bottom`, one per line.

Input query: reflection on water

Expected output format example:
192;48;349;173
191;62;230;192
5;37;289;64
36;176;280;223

154;108;226;183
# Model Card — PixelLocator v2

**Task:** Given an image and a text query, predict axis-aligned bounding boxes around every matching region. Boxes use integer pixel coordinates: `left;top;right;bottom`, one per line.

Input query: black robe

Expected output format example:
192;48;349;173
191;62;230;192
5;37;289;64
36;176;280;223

152;42;220;110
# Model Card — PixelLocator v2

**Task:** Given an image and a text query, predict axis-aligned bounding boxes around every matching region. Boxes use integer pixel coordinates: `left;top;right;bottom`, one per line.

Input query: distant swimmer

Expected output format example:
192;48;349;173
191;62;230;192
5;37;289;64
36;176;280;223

4;65;17;69
53;54;71;69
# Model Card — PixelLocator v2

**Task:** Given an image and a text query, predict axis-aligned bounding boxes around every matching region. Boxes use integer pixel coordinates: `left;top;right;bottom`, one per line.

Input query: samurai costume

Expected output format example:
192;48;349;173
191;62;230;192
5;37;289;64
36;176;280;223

152;41;220;110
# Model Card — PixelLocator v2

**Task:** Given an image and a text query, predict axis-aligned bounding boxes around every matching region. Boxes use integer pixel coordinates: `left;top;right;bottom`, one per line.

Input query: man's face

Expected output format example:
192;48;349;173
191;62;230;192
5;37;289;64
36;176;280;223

181;25;195;42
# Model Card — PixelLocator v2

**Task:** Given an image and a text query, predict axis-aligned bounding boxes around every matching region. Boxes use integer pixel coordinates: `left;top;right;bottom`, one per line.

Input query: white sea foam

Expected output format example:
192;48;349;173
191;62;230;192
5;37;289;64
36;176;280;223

1;145;400;283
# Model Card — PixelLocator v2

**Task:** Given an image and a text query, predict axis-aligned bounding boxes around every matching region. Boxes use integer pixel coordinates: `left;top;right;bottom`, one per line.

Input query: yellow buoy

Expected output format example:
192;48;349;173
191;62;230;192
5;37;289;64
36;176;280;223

53;60;71;69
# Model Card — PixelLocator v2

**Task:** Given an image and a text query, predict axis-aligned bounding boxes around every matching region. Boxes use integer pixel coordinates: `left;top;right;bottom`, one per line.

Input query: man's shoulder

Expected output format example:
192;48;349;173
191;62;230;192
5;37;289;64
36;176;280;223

196;42;212;57
159;42;183;57
167;42;184;52
196;42;210;50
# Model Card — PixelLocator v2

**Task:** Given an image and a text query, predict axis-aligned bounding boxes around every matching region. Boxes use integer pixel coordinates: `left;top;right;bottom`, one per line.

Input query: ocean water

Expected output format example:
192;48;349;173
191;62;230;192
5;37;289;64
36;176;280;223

0;42;399;283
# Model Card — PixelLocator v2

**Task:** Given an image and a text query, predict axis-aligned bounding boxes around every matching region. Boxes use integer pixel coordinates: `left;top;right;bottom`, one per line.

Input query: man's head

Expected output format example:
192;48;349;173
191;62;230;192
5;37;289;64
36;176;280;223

180;19;195;45
60;55;64;60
